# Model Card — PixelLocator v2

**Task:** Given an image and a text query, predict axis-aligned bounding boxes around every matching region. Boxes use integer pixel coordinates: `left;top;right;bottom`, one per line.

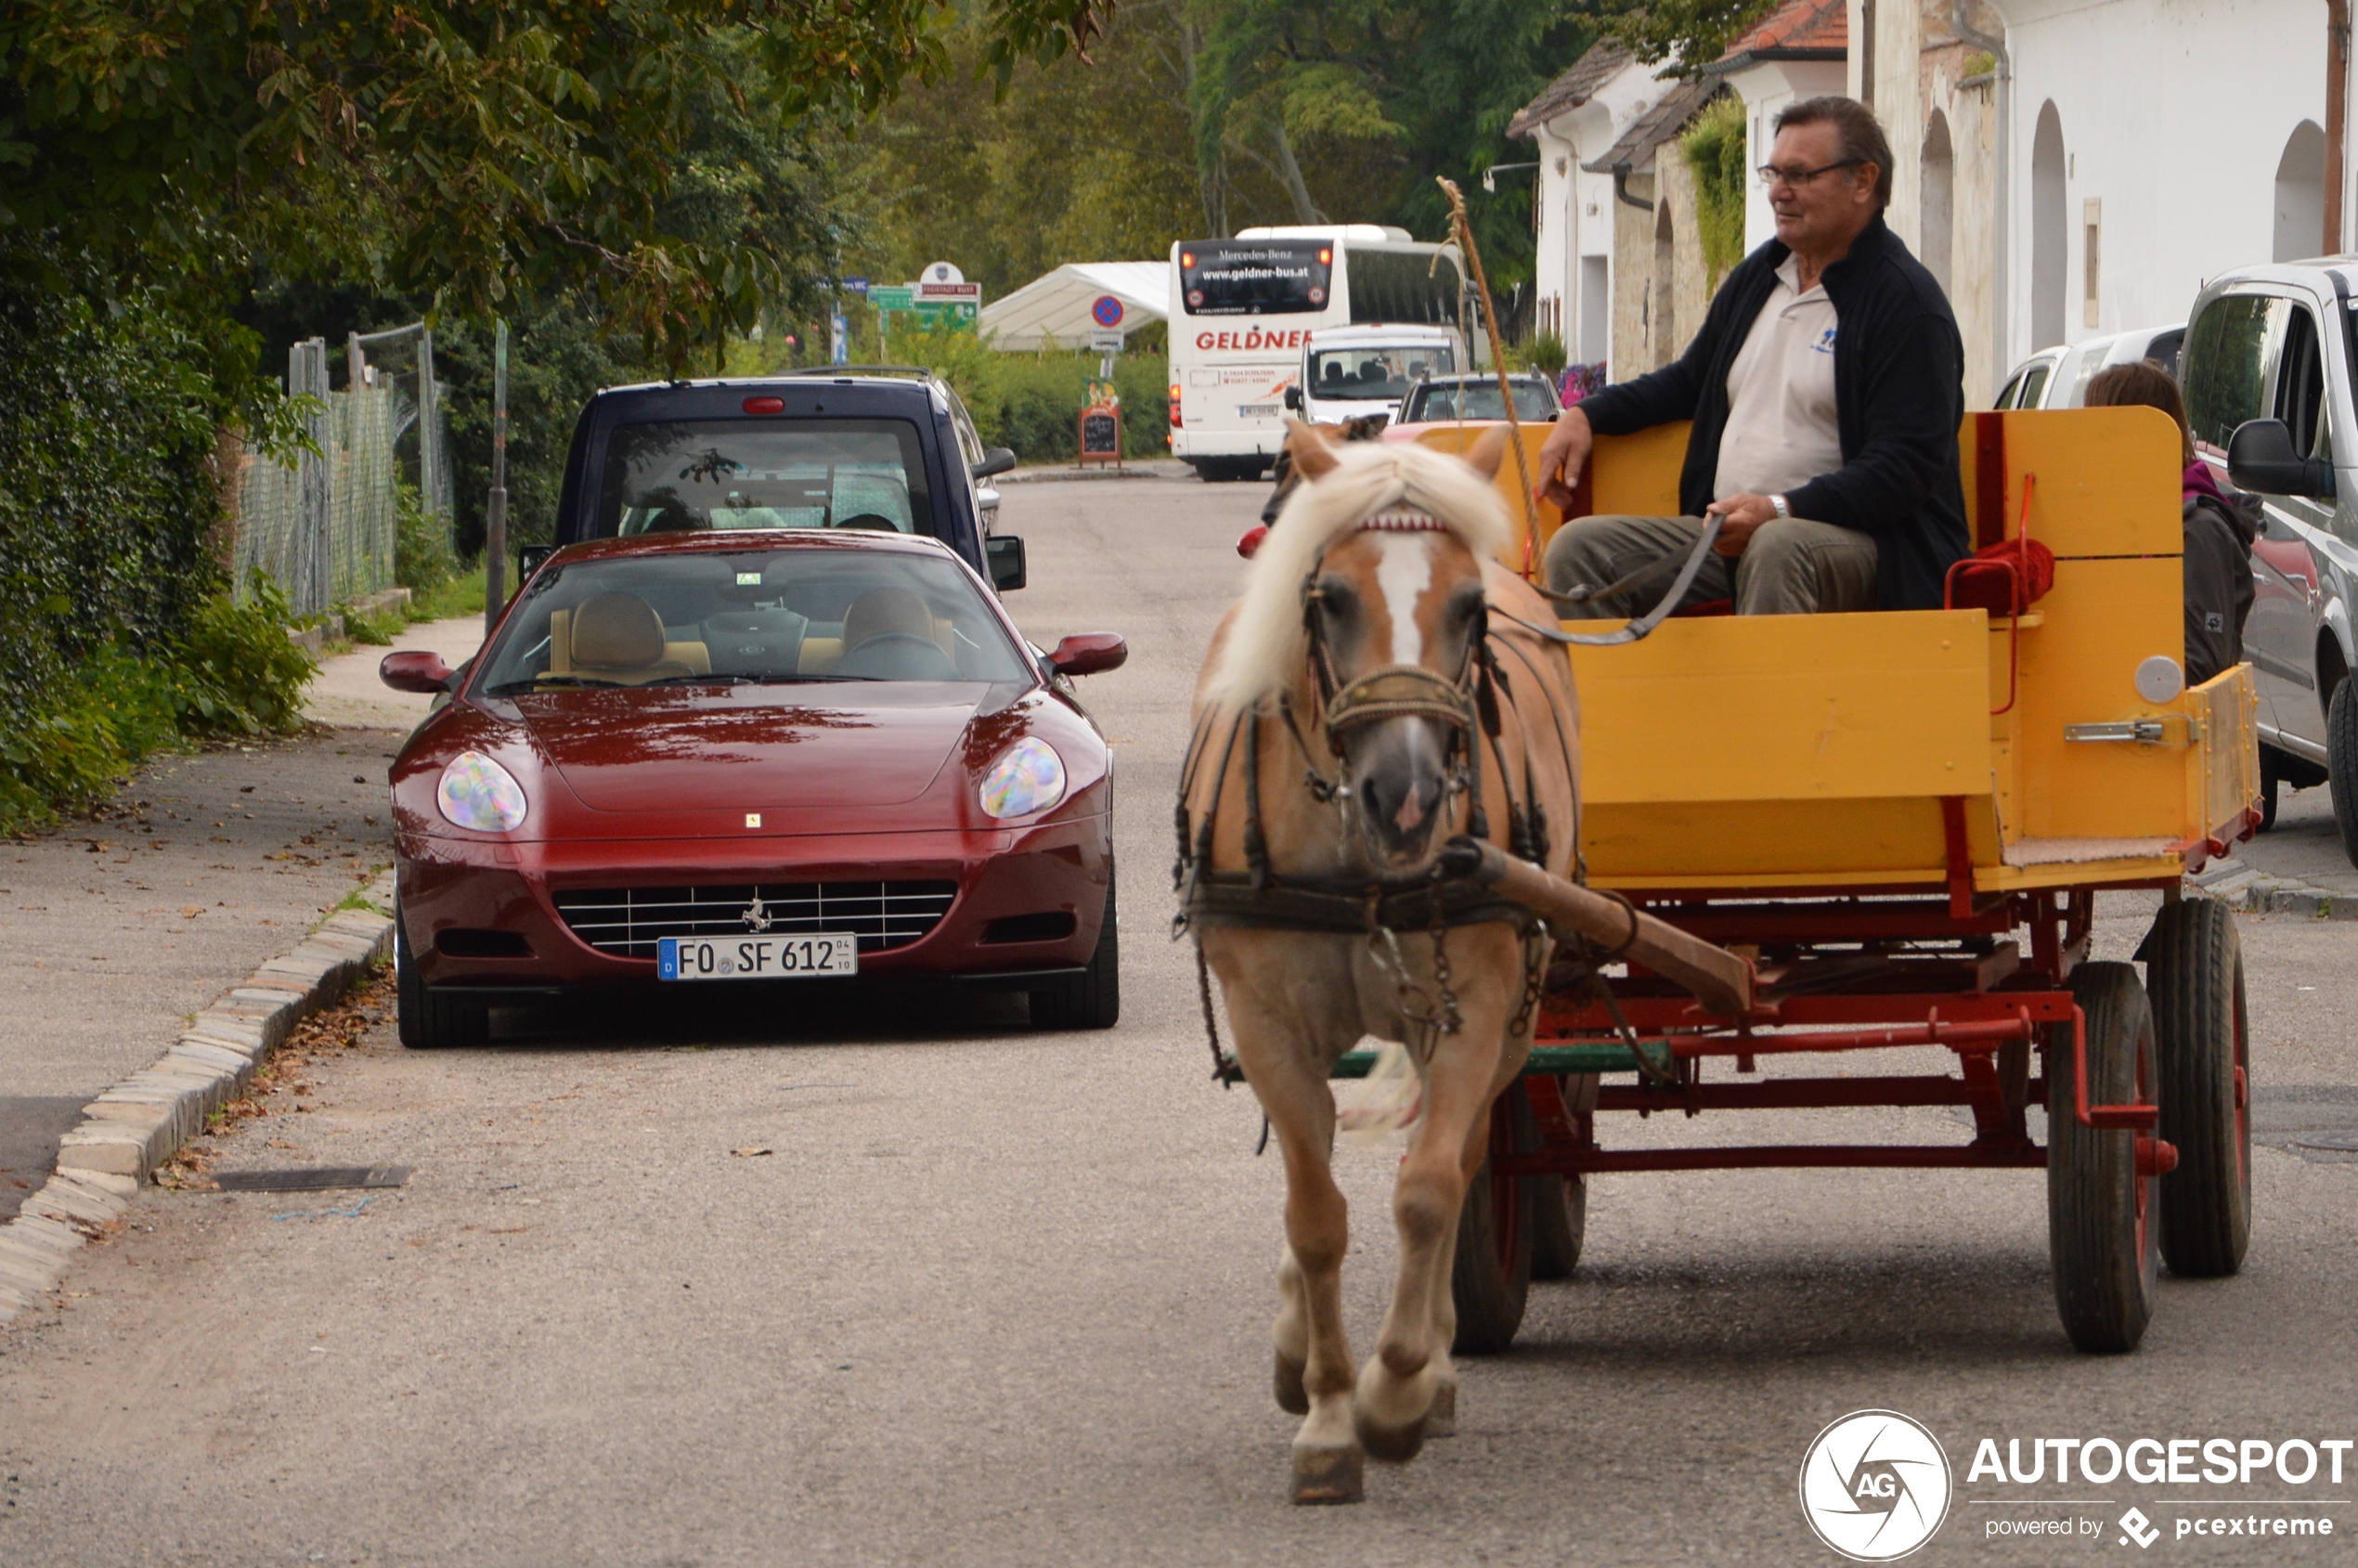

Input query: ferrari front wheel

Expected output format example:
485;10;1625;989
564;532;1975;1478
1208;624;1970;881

395;903;487;1050
1029;867;1120;1030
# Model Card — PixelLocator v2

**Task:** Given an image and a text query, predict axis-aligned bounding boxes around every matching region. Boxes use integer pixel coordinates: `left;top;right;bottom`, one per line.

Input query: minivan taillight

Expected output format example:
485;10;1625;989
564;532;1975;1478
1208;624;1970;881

1169;384;1183;428
743;395;785;414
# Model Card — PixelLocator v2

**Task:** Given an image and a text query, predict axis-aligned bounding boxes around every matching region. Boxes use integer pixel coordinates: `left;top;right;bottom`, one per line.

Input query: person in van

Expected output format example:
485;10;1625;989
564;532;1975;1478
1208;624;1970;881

1531;97;1969;616
2081;361;2257;684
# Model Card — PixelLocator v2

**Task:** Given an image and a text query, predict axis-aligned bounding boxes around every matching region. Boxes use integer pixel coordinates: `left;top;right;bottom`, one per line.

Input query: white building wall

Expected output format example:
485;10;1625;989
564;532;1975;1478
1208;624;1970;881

1526;59;1683;378
1991;0;2327;365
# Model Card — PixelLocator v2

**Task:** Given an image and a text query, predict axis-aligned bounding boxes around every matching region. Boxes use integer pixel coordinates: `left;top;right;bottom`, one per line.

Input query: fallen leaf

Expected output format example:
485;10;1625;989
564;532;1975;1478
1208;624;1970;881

487;1226;530;1235
180;906;203;918
731;1146;772;1158
266;1138;294;1149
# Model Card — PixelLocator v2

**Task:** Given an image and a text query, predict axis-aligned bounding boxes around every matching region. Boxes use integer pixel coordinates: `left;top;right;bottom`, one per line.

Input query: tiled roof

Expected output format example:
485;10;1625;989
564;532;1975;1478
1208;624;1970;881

1507;43;1635;140
1578;76;1727;175
1707;0;1847;73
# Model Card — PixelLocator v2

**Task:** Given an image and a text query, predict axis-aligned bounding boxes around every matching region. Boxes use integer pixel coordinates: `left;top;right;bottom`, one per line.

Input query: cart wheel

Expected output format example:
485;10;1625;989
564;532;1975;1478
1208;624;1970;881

2145;899;2251;1276
2047;961;2160;1354
1451;1090;1535;1354
1530;1078;1590;1281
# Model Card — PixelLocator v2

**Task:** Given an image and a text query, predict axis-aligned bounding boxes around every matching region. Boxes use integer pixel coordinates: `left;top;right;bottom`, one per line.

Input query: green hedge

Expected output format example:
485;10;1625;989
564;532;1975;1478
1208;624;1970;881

877;322;1171;464
0;245;314;830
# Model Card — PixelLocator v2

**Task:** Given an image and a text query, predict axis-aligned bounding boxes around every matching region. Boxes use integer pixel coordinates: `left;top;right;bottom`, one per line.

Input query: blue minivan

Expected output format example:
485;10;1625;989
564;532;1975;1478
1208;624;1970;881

539;368;1024;591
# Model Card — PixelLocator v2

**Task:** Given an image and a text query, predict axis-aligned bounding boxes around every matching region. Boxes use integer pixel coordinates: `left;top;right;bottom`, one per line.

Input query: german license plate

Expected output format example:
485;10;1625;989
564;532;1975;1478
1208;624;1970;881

657;934;858;979
1237;402;1280;419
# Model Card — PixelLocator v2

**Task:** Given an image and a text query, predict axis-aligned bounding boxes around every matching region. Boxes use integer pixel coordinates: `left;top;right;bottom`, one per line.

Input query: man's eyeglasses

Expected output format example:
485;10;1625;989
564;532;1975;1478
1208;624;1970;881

1757;158;1864;188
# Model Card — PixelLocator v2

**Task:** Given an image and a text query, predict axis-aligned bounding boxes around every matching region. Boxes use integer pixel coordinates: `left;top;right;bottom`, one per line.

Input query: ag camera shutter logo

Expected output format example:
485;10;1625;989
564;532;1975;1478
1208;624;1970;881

1800;1410;1953;1561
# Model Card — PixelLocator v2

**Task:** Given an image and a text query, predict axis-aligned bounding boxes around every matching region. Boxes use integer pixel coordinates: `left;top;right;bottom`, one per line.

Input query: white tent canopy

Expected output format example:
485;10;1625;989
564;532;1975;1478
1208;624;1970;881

979;262;1169;352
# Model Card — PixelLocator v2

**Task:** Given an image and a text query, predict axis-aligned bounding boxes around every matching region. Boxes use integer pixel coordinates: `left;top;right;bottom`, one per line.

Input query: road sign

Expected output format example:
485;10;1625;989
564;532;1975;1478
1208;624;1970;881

869;285;915;311
840;277;870;295
1091;294;1125;329
1090;329;1126;353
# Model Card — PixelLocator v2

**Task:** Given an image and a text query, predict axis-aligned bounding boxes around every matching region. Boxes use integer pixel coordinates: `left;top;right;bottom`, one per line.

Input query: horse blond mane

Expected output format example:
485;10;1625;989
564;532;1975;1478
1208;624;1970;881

1207;439;1511;707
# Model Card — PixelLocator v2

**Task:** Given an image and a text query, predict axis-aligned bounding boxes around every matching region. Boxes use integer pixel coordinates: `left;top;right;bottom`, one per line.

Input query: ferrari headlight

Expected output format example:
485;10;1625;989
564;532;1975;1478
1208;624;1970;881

978;737;1067;820
436;750;529;833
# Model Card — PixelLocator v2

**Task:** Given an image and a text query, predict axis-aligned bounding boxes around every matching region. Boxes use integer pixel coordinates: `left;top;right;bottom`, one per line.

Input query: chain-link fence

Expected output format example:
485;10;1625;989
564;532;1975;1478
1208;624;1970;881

229;327;453;618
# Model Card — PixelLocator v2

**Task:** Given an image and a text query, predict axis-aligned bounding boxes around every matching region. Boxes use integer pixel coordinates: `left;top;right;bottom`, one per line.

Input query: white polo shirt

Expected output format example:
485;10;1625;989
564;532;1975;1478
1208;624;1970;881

1712;254;1842;503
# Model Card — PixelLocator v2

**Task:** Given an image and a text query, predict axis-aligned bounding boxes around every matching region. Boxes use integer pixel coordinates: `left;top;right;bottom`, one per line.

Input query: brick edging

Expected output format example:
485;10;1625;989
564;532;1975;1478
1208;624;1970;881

0;872;396;1325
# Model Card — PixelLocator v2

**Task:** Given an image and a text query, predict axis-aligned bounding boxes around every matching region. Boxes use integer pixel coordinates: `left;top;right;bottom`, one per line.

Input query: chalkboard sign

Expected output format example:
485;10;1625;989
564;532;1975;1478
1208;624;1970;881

1078;405;1122;467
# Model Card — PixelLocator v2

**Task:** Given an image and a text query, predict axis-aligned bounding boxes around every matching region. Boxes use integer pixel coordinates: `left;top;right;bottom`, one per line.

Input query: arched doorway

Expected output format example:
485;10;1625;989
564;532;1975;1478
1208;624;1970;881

2274;121;2326;261
1921;110;1955;295
1653;200;1678;369
2030;102;2066;351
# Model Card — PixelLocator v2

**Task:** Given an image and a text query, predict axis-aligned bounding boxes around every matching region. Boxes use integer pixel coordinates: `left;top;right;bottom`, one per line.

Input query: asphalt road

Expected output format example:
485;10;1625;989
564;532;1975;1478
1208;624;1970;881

1;474;2353;1566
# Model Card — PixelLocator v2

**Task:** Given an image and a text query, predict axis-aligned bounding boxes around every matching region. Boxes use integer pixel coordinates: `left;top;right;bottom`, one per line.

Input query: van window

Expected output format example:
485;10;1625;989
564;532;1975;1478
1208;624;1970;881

2275;305;2328;460
595;420;934;538
2017;363;2051;409
2183;294;2287;454
1309;344;1457;403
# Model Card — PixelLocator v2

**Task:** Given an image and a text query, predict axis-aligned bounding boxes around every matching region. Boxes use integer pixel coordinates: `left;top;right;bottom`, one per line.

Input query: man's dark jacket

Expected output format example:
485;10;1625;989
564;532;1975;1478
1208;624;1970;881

1575;214;1971;612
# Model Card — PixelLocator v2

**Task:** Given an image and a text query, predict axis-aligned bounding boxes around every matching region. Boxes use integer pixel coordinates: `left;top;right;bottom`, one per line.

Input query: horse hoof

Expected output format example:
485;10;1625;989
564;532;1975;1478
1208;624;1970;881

1275;1352;1310;1416
1291;1441;1365;1505
1354;1407;1428;1465
1425;1380;1458;1438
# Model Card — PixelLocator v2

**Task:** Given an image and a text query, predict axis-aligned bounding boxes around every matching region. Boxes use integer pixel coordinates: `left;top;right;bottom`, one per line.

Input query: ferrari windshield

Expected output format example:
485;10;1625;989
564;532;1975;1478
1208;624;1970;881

479;548;1031;693
594;419;934;538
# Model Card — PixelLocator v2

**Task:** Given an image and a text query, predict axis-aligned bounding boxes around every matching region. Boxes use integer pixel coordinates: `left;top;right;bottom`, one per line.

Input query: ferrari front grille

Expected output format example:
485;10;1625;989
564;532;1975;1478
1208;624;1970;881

551;880;959;960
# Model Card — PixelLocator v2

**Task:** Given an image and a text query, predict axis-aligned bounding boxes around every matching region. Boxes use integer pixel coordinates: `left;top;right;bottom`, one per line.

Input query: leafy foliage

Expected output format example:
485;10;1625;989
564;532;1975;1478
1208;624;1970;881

884;321;1172;461
1595;0;1783;76
1680;93;1748;283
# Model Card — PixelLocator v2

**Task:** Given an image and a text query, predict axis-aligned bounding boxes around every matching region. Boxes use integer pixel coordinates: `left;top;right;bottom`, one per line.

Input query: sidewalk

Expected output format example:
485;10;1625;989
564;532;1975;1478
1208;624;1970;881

2189;780;2358;915
0;628;482;1221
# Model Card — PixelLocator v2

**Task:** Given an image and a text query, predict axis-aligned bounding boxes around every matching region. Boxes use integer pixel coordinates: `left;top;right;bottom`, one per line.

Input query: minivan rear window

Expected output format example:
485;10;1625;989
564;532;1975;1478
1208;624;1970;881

594;420;934;538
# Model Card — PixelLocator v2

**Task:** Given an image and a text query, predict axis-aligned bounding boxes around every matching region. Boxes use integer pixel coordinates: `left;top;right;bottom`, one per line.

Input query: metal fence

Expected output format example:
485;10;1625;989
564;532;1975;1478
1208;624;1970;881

229;326;453;618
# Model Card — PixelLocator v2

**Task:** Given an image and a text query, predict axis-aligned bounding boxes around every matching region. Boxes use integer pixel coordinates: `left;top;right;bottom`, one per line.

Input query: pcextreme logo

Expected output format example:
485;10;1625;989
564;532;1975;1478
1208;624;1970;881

1801;1410;1955;1561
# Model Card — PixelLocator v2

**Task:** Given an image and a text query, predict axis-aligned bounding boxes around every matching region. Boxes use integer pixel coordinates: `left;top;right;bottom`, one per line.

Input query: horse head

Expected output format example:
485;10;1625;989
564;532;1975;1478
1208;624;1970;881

1258;413;1389;525
1215;418;1513;875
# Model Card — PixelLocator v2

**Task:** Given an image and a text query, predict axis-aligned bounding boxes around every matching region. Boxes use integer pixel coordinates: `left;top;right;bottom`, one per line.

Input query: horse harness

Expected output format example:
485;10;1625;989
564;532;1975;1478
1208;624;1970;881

1173;508;1569;1076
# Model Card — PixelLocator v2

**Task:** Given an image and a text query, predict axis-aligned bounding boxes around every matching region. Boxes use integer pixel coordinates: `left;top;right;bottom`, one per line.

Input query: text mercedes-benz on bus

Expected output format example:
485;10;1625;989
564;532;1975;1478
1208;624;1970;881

1166;225;1467;481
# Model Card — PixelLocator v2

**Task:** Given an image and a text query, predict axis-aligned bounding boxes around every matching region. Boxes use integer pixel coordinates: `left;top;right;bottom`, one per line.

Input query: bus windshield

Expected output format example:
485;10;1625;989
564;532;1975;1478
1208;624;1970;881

1180;240;1331;316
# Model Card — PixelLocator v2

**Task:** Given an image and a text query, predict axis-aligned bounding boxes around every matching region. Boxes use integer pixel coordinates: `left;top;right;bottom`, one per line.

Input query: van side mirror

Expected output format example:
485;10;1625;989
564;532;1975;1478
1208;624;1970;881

518;544;554;584
972;447;1017;481
987;535;1027;591
2226;419;2336;499
1282;385;1303;410
380;651;456;694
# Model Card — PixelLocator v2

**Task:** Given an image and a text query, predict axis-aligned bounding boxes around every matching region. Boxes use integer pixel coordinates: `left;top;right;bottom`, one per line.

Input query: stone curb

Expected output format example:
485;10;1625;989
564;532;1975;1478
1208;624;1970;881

2186;862;2358;921
0;872;396;1328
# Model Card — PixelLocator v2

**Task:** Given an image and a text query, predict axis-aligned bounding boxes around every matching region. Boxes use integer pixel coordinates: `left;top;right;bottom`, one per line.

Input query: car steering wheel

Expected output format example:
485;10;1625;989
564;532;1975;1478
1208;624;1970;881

834;630;957;680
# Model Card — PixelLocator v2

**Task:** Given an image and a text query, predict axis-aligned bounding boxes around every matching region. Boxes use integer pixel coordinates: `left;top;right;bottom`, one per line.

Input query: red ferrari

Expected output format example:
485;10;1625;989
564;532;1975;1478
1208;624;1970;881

380;530;1125;1047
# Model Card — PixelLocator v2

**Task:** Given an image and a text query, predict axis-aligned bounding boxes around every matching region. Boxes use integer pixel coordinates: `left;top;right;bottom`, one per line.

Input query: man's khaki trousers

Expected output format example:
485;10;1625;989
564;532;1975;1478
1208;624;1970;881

1543;513;1879;617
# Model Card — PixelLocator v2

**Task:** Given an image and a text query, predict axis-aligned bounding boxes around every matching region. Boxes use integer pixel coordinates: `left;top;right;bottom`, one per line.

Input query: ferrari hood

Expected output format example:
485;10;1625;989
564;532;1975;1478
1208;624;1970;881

519;684;983;813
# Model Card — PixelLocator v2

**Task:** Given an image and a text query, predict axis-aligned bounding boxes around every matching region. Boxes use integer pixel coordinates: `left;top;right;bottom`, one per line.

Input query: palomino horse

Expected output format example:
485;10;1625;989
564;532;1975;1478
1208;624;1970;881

1177;422;1582;1503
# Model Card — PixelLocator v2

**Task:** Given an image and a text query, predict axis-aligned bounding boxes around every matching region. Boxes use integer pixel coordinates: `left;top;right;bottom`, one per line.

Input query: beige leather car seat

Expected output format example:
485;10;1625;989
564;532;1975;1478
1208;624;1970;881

559;593;706;684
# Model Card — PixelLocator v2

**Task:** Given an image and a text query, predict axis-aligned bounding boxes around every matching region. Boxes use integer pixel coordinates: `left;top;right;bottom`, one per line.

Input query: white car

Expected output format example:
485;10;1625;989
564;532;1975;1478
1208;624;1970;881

1281;323;1465;426
1994;322;2186;409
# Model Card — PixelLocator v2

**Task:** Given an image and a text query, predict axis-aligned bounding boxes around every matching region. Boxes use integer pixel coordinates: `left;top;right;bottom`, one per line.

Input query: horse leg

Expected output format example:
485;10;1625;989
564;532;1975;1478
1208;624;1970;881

1354;932;1518;1462
1216;956;1366;1505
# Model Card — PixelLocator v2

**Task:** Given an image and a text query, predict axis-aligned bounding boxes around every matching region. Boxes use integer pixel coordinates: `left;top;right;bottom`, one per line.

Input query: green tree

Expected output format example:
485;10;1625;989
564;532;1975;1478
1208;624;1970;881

1594;0;1782;77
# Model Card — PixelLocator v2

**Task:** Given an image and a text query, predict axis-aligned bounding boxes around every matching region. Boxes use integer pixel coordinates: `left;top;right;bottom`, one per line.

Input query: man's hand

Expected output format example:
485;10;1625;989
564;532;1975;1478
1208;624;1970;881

1704;493;1781;557
1534;406;1594;509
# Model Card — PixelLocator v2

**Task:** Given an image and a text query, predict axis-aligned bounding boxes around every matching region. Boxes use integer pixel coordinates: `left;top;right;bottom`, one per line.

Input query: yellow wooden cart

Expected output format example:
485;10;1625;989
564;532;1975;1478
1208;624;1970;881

1406;408;2261;1354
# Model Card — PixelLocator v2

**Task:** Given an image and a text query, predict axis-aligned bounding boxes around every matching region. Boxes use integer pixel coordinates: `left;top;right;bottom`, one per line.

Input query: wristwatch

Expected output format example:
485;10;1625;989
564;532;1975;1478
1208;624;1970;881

1769;493;1792;519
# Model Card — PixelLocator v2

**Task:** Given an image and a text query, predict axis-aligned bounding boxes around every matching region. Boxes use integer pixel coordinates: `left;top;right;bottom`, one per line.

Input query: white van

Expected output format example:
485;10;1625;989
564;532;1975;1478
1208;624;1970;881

1282;324;1465;427
1167;225;1466;480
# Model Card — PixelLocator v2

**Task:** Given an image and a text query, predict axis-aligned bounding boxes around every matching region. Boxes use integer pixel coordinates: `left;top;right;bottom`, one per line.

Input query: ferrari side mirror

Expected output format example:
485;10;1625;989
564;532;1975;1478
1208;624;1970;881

381;650;457;694
1048;632;1127;678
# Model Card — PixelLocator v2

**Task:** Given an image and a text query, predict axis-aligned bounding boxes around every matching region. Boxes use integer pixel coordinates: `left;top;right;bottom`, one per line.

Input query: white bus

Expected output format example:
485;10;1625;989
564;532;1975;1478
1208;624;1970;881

1166;224;1467;481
